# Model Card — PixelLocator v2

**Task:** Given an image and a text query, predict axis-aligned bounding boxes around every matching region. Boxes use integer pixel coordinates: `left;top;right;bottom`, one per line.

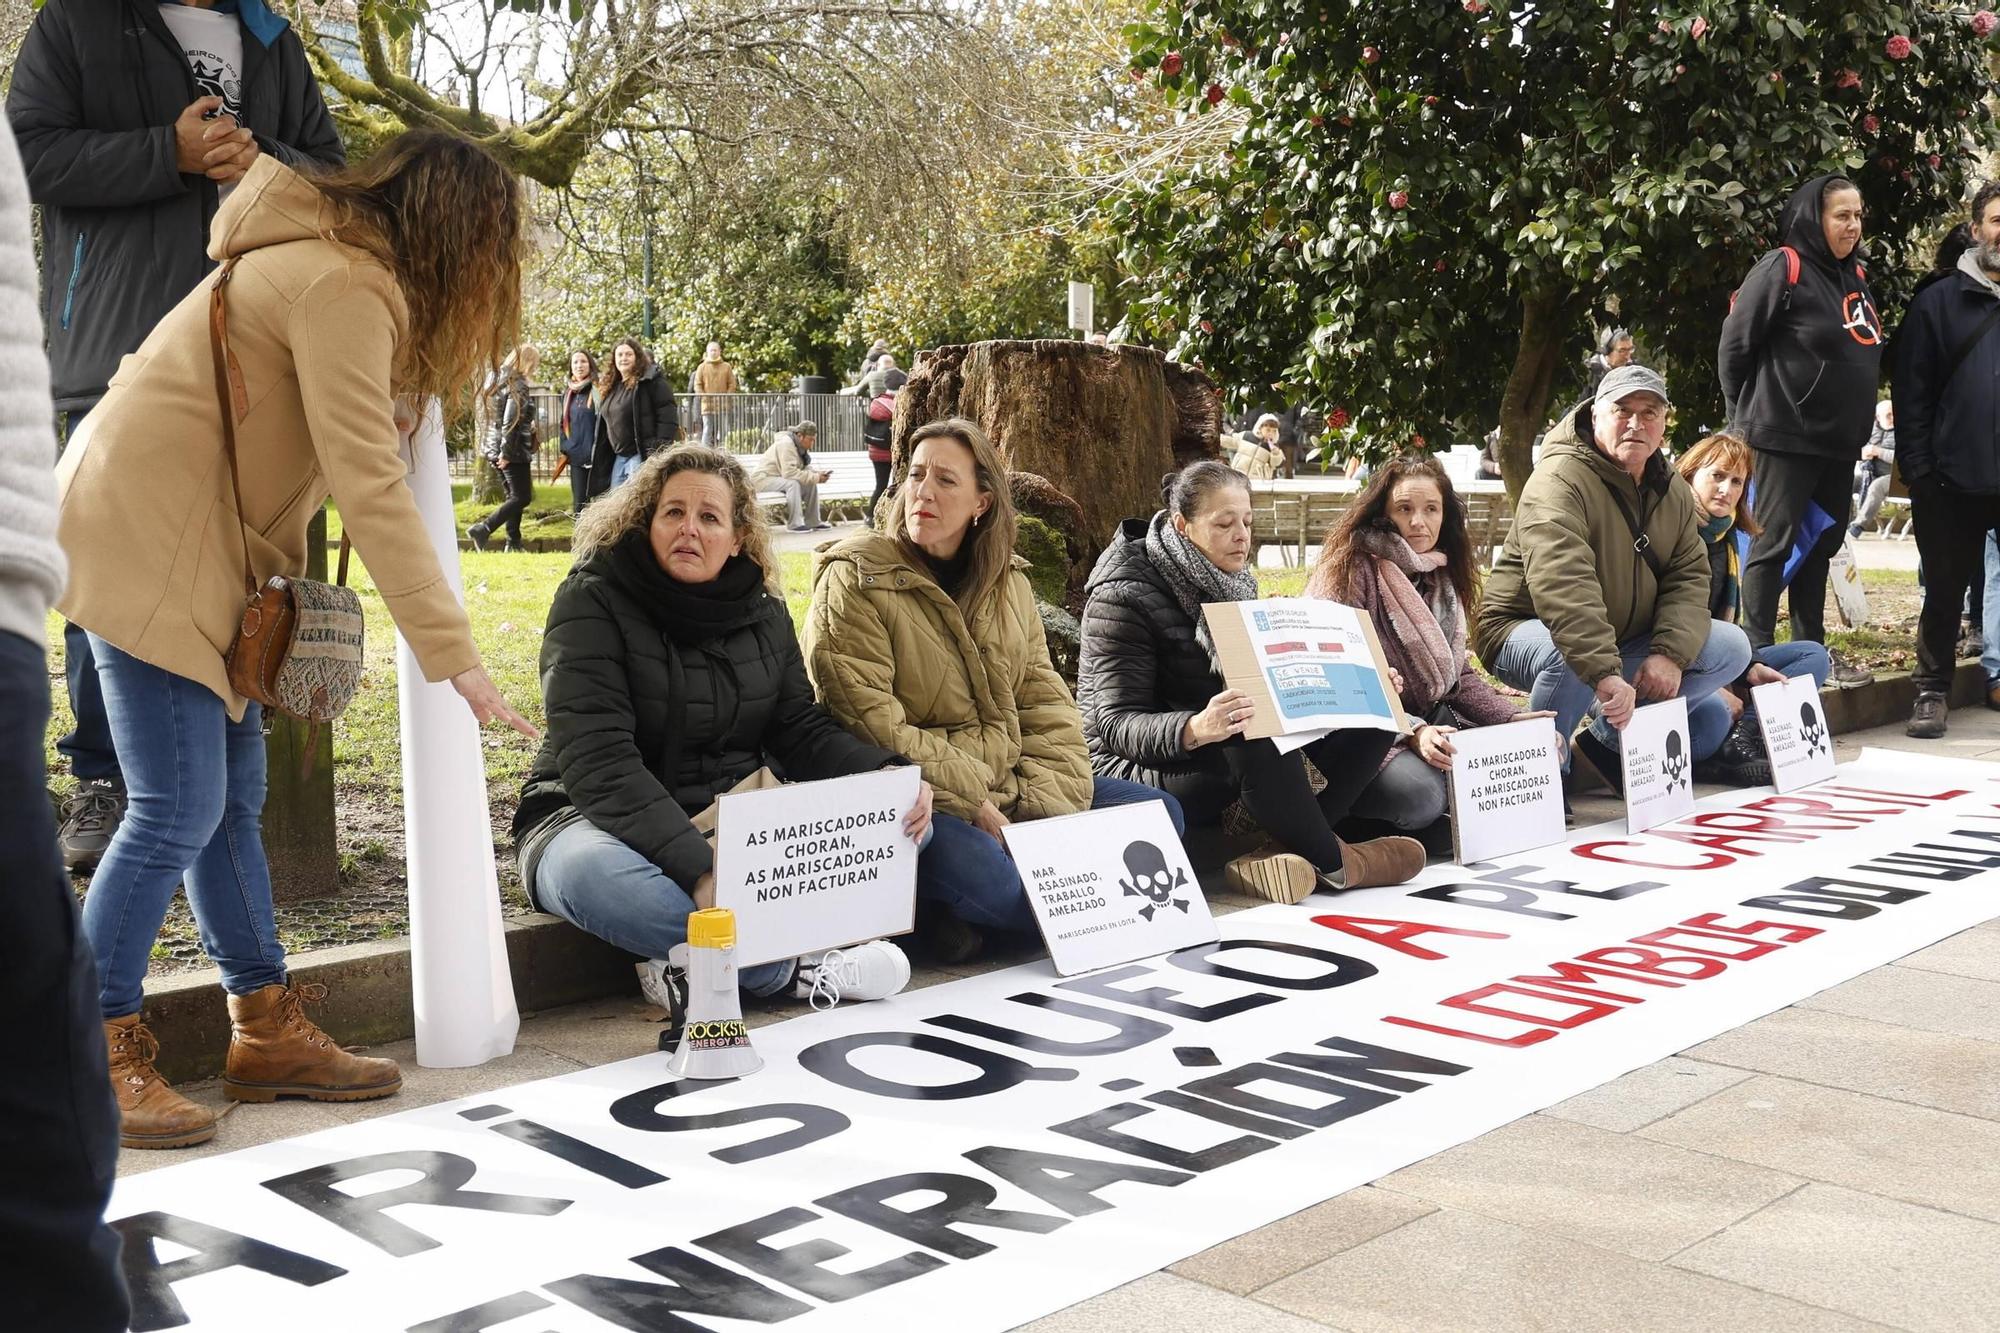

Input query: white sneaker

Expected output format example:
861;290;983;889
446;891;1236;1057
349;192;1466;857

793;940;911;1010
636;956;687;1021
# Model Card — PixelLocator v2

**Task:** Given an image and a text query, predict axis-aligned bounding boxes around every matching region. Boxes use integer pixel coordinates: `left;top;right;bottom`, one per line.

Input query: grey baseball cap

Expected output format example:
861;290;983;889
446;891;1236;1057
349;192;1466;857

1595;364;1671;407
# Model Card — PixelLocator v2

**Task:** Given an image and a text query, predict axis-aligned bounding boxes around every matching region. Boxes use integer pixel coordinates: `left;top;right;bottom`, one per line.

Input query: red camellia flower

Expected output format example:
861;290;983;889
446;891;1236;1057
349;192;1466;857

1863;113;1881;134
1975;10;1999;38
1206;83;1226;106
1885;34;1913;60
1411;434;1427;449
1435;259;1449;272
1769;71;1783;83
1929;153;1944;169
1329;407;1351;430
1690;16;1708;39
1424;95;1439;107
1160;51;1183;77
1388;189;1410;209
1362;44;1382;63
1199;319;1214;333
1464;0;1487;12
1834;68;1862;90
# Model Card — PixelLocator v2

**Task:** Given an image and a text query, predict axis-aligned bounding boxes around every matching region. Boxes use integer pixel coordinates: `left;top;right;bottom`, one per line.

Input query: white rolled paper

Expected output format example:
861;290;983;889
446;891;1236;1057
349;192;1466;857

397;401;520;1067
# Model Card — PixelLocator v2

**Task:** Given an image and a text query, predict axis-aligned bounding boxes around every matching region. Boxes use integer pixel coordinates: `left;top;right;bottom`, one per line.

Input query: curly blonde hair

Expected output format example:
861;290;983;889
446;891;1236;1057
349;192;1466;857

571;445;779;591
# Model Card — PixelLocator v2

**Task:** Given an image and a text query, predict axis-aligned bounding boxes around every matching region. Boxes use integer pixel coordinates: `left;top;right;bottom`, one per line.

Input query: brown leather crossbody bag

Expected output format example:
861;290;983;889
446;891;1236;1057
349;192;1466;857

210;258;366;723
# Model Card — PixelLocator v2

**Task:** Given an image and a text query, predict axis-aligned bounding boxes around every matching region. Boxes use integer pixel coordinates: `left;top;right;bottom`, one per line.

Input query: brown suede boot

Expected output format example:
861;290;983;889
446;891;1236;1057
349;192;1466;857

223;982;402;1103
1329;834;1426;891
105;1014;217;1150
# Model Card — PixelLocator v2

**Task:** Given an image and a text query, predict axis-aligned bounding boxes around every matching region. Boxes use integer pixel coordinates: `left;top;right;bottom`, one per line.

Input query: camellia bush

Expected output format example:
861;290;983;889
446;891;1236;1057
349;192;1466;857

1113;2;2000;495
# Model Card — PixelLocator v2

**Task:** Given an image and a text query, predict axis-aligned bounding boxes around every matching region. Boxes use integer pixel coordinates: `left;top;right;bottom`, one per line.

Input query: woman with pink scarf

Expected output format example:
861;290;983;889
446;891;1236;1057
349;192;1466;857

1307;456;1546;849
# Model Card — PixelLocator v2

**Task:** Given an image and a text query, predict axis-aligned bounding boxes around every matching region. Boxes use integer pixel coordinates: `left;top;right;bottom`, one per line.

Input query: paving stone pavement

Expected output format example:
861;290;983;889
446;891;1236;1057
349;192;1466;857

121;708;2000;1329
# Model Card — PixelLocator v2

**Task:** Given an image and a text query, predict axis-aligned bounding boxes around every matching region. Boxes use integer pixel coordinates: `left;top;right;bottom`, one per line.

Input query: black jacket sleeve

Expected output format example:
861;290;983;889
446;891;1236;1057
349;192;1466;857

254;32;345;171
1079;584;1199;767
647;375;679;450
1718;250;1788;422
5;11;187;209
760;612;903;780
1892;287;1946;485
541;580;714;888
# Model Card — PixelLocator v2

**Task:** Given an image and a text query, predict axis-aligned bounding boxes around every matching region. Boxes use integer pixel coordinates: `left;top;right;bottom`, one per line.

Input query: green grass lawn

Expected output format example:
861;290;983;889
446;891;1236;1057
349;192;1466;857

327;479;579;546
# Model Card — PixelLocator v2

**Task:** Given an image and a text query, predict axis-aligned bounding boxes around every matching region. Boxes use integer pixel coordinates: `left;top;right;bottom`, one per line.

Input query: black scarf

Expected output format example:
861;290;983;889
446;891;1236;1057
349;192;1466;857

607;530;769;644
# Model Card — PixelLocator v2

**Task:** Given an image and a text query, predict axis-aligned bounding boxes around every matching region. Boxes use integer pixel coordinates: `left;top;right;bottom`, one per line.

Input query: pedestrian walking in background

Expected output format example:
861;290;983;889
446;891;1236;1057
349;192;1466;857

1718;174;1882;687
693;340;739;447
559;349;599;515
863;368;906;519
591;337;679;492
53;133;539;1151
1851;400;1896;537
470;343;540;551
8;0;344;874
751;420;832;531
1892;181;2000;737
850;351;899;399
0;114;127;1333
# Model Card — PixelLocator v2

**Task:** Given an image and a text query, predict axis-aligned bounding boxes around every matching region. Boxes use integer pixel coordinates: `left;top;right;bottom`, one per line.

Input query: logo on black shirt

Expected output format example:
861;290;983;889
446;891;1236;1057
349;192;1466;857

1842;292;1883;346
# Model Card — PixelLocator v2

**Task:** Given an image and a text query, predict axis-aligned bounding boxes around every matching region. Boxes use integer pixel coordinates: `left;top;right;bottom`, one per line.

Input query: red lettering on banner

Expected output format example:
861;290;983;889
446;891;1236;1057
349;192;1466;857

1309;915;1508;961
1817;785;1969;803
1647;829;1787;857
1689;810;1858;835
1677;913;1824;944
1379;1015;1557;1049
1628;925;1788;962
1576;946;1725;980
1574;842;1733;871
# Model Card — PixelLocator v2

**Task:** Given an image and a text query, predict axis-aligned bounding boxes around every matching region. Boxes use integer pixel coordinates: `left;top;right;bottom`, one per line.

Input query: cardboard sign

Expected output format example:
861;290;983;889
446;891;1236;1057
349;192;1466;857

1752;675;1839;793
1447;715;1567;864
1829;535;1871;628
714;767;921;966
102;749;2000;1333
1001;800;1217;975
1203;598;1409;749
1618;697;1695;833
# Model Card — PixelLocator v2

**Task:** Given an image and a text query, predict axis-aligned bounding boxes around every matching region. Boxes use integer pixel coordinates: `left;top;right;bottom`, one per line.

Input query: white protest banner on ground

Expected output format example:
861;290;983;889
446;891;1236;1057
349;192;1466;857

1204;597;1408;747
1001;800;1216;975
105;749;2000;1333
1448;716;1566;864
1753;675;1839;794
715;767;922;967
1619;697;1695;834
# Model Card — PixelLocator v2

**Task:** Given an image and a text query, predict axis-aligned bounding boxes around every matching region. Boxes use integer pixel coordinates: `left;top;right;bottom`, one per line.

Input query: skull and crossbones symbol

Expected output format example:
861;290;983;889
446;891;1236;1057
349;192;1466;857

1661;728;1688;791
1799;701;1827;757
1119;840;1190;921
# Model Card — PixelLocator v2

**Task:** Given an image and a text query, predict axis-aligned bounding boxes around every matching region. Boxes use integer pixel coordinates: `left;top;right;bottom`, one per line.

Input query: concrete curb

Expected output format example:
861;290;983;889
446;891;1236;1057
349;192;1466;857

1819;658;1988;734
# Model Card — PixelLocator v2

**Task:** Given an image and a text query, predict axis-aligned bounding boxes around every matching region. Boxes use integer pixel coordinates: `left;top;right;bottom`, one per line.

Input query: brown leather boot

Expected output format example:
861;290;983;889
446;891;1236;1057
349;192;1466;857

104;1014;217;1150
1329;834;1426;891
223;982;402;1103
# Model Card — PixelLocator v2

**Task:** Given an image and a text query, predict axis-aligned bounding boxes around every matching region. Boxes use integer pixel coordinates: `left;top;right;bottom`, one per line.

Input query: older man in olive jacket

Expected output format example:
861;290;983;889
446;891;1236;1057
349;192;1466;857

1473;366;1752;787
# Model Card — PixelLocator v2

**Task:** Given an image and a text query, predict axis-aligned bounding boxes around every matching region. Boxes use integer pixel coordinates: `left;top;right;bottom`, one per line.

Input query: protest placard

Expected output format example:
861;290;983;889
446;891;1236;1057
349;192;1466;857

1203;598;1408;751
1001;800;1216;975
714;767;921;966
1619;697;1695;834
1752;675;1839;793
1447;715;1566;863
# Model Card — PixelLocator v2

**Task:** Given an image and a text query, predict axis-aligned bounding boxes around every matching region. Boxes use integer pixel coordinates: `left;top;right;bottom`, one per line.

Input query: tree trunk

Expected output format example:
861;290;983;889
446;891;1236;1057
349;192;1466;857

892;340;1220;568
1496;291;1571;506
262;505;340;903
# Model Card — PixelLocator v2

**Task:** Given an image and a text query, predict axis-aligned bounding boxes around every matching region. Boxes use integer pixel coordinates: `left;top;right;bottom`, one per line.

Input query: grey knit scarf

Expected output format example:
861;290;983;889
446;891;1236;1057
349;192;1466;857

1145;508;1259;670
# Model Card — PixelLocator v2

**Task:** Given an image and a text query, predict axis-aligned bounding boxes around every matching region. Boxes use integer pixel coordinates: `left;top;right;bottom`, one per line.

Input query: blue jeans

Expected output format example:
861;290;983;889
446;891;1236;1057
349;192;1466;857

534;818;795;996
81;637;286;1019
919;777;1185;935
610;452;642;489
1489;618;1753;767
1688;639;1832;762
1984;532;2000;687
58;620;120;785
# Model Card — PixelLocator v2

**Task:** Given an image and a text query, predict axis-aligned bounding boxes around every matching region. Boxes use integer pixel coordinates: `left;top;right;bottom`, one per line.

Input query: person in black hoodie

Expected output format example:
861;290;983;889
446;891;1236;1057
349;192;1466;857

589;337;680;494
514;445;927;1029
1892;181;2000;737
1719;175;1883;677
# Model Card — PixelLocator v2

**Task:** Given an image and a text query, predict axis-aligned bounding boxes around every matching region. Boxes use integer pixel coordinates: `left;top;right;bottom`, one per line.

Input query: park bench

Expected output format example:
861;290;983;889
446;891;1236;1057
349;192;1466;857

1248;484;1514;567
741;448;877;525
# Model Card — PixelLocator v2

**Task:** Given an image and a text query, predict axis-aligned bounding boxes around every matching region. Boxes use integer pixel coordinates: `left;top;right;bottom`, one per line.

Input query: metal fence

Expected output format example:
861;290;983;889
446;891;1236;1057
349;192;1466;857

449;390;872;480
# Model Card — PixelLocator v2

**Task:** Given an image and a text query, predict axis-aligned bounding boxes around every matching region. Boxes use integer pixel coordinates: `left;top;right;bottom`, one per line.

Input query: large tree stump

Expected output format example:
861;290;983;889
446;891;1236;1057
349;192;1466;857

262;507;340;903
892;341;1221;564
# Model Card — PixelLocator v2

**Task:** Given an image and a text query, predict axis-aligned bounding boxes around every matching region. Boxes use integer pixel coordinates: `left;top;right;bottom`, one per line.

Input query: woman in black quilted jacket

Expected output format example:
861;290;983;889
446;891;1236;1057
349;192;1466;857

512;444;929;1031
1076;461;1424;904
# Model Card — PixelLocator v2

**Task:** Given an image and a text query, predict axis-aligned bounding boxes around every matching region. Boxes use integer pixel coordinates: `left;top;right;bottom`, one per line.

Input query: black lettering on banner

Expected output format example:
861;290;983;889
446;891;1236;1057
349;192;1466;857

924;992;1172;1056
1271;1035;1472;1091
1144;1087;1313;1140
1410;881;1576;921
1177;1062;1393;1128
1861;840;2000;880
1475;863;1668;903
962;1145;1192;1216
1740;876;1928;920
1168;939;1378;991
261;1151;572;1258
407;1291;555;1333
489;1117;668;1189
115;1211;346;1333
609;1078;850;1163
1051;1100;1279;1172
696;1206;943;1302
798;1032;1077;1100
544;1244;811;1332
1055;962;1281;1021
815;1172;1068;1259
